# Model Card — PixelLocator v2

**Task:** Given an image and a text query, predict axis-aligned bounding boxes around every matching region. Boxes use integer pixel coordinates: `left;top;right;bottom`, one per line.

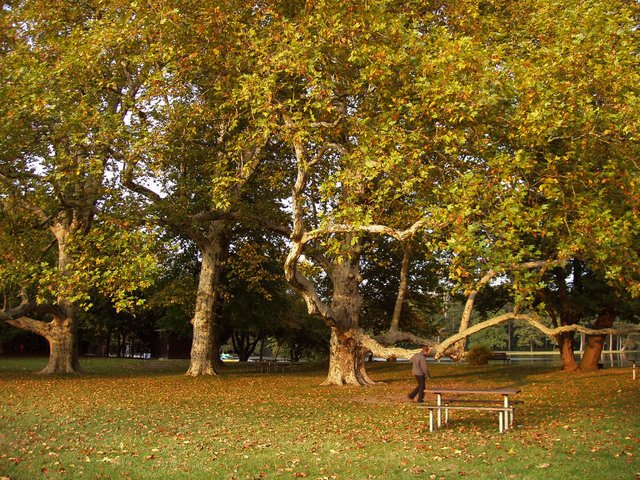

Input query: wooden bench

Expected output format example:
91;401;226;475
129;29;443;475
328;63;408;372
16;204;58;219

252;360;300;373
425;387;521;433
491;352;511;365
419;404;514;433
439;397;523;427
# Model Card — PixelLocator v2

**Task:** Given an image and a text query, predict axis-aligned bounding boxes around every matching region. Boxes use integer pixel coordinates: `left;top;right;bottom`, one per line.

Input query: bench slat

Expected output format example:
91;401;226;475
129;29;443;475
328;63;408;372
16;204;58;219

440;398;523;405
419;405;513;412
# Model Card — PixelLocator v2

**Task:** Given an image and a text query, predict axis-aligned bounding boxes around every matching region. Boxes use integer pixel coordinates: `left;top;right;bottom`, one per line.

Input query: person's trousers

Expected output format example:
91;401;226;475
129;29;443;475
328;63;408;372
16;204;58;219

408;375;426;402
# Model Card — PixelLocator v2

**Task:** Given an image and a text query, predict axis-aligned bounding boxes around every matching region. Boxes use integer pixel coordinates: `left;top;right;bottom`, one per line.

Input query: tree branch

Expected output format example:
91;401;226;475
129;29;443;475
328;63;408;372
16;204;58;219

5;316;49;336
454;259;565;356
283;117;337;325
389;241;413;332
122;168;163;203
434;311;640;360
302;219;427;244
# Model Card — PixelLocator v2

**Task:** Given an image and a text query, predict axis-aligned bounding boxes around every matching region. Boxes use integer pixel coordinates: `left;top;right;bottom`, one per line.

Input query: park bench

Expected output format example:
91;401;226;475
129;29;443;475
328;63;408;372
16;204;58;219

420;404;514;433
423;387;521;433
491;352;511;365
251;360;300;373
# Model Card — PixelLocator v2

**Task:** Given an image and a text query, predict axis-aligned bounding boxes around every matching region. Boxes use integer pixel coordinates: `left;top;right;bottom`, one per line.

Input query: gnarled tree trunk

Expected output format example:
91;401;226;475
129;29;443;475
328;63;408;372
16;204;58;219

579;309;616;371
323;327;376;386
557;332;578;371
6;313;80;374
11;222;82;374
322;251;377;386
40;316;80;374
186;223;228;376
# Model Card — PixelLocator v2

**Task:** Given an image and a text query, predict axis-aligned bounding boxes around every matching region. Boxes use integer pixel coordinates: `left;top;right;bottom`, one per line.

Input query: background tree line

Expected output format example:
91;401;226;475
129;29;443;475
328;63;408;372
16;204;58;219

1;0;638;381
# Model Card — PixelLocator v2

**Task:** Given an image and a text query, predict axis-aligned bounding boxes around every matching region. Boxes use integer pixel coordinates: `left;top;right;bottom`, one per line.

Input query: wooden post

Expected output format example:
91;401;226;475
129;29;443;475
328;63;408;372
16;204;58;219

429;409;434;432
633;363;636;380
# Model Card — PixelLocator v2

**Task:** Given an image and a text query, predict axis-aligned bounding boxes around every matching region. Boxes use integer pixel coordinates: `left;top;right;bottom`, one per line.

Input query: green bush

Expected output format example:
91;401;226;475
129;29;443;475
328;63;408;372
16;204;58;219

466;344;493;365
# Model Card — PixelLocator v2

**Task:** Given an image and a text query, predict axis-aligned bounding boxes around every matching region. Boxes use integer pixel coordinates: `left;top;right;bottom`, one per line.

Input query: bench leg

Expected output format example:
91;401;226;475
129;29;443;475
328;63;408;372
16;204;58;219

429;409;434;432
499;412;504;433
445;408;449;424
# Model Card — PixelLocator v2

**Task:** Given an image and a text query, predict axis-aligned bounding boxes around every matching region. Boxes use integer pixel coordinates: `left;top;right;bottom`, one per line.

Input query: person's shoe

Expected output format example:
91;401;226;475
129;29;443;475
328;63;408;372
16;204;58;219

416;399;424;403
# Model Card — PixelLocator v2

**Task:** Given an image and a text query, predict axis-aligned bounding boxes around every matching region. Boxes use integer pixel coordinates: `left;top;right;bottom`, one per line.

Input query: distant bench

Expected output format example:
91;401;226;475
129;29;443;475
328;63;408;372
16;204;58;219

250;360;300;373
491;352;511;365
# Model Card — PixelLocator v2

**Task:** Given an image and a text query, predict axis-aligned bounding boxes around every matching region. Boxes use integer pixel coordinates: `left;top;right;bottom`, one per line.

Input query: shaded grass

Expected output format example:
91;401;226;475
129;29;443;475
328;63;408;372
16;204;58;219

0;358;637;479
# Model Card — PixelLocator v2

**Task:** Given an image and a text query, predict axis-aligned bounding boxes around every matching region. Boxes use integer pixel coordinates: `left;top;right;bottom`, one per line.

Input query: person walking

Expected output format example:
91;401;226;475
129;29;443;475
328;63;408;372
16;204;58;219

408;345;430;403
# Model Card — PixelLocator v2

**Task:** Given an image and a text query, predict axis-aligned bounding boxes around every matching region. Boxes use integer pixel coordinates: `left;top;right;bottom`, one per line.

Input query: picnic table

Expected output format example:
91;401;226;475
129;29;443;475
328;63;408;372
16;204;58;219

251;360;300;373
420;387;521;433
491;352;512;365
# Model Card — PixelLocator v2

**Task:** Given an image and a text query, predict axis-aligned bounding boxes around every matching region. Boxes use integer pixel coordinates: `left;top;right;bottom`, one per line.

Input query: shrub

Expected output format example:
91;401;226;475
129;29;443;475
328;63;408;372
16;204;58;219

466;344;493;365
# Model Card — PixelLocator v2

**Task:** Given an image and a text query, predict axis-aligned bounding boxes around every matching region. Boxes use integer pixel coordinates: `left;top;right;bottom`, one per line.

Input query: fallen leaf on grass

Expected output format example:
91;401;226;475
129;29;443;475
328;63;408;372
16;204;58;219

537;463;550;469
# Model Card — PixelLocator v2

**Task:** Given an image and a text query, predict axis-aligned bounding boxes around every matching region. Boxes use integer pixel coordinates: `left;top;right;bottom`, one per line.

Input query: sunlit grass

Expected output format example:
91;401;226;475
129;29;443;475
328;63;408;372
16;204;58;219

0;358;637;479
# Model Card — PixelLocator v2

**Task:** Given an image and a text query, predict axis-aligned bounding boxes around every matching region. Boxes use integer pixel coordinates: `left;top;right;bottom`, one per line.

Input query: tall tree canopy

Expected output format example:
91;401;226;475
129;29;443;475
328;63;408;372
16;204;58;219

0;0;157;373
2;0;638;379
429;0;640;369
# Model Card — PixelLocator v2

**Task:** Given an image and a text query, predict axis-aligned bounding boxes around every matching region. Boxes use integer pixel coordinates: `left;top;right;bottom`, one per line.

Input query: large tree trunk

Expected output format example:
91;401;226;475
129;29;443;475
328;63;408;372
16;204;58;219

579;309;616;371
41;316;80;374
557;332;578;371
322;251;376;386
323;328;376;386
6;314;80;374
186;224;228;376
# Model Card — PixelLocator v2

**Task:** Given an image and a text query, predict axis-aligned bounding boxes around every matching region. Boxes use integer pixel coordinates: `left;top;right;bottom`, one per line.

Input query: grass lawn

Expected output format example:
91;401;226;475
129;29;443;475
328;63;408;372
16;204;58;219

0;357;637;480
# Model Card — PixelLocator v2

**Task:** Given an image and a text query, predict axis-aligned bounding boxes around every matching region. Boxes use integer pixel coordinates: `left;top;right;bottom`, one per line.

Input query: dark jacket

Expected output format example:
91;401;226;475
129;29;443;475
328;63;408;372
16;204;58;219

410;352;429;376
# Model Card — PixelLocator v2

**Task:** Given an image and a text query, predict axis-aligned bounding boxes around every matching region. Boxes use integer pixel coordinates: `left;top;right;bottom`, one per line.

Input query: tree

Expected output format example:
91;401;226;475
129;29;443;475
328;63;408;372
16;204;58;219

121;0;292;375
257;1;453;384
430;0;640;369
0;1;157;373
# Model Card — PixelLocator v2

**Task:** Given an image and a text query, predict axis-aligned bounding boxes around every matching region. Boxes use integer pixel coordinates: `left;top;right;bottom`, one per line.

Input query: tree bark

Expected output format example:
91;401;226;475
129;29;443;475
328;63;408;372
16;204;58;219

322;328;376;386
185;223;228;376
557;332;578;371
579;309;616;371
321;250;377;386
41;317;80;374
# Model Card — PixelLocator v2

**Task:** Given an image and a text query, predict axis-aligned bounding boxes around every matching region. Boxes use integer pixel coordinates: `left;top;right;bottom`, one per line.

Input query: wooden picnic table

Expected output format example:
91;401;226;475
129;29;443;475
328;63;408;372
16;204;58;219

251;360;300;373
422;387;521;433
